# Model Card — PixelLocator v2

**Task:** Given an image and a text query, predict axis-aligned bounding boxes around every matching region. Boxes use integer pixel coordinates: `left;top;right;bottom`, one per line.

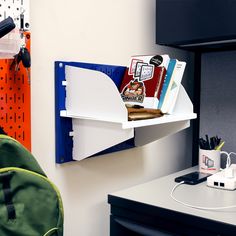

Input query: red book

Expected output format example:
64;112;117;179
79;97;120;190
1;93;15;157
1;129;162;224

120;65;166;109
120;55;169;109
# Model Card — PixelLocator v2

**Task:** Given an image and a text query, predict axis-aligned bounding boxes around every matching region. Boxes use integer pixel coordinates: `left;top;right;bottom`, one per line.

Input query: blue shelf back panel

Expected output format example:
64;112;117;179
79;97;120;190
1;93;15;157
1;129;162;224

91;138;135;158
65;61;127;88
55;62;73;163
55;61;135;164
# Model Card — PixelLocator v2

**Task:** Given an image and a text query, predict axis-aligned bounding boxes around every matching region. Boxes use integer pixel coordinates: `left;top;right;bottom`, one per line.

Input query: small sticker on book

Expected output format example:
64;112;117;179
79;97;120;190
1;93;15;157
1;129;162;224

129;59;143;75
140;64;154;81
149;55;163;66
121;79;145;103
134;62;148;78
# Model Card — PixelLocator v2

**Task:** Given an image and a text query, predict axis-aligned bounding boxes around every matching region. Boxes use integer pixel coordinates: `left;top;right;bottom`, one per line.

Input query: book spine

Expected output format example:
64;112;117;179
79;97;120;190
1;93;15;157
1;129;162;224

163;61;186;114
156;67;167;100
158;59;177;109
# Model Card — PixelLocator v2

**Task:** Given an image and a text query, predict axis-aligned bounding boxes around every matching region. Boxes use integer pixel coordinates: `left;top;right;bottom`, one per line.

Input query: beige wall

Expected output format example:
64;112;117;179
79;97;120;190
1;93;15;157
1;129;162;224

31;1;192;235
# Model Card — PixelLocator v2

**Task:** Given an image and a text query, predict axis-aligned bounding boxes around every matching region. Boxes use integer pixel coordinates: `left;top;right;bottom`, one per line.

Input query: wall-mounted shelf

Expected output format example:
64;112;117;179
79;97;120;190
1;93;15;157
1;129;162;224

60;112;196;129
55;61;196;164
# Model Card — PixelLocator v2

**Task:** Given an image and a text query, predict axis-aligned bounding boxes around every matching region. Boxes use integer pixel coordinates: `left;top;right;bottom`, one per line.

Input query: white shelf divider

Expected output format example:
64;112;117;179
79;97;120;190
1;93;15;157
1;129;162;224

61;65;196;161
72;119;134;161
64;65;128;122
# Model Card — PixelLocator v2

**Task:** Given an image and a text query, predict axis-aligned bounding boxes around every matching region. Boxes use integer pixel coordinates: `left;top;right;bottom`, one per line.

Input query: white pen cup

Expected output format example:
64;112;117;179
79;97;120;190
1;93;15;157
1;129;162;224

199;149;222;174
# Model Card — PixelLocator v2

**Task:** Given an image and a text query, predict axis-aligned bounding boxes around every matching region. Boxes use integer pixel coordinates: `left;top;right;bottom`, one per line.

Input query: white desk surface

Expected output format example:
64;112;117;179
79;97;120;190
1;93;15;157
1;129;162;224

110;166;236;226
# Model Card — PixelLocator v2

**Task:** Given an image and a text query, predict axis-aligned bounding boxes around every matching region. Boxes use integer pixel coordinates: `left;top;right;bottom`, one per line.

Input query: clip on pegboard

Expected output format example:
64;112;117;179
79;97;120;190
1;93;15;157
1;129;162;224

55;61;135;164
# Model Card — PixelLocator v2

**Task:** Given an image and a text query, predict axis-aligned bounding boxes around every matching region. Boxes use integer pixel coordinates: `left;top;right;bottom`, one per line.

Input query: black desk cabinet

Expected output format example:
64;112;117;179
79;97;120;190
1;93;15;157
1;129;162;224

108;168;236;236
108;196;235;236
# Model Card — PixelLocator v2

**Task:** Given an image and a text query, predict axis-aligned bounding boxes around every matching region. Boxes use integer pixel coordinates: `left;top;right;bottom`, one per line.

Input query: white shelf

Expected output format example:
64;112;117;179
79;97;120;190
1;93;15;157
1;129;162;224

59;65;196;161
60;111;196;129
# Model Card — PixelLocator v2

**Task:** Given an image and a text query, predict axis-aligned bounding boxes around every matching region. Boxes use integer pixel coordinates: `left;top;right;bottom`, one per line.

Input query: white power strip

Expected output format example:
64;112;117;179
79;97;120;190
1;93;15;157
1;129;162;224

207;164;236;190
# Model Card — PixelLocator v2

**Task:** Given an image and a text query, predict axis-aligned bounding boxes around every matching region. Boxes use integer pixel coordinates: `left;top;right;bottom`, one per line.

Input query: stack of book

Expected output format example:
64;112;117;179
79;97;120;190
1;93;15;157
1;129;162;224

119;54;186;114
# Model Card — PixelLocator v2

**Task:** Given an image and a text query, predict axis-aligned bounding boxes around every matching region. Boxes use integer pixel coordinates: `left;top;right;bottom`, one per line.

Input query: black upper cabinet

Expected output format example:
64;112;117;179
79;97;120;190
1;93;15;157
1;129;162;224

156;0;236;51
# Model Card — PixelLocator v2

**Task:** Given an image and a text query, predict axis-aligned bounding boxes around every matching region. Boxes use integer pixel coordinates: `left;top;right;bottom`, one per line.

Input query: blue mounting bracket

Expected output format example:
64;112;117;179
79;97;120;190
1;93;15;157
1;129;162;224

55;61;135;164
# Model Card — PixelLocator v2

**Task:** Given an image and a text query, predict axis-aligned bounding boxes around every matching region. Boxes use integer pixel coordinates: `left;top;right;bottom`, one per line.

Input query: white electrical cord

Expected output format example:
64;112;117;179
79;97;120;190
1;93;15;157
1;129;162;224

220;151;236;168
220;151;236;177
171;181;236;210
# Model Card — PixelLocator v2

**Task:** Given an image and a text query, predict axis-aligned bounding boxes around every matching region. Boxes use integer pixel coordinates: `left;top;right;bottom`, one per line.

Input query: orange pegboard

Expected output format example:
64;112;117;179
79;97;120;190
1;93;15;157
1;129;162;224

0;33;31;151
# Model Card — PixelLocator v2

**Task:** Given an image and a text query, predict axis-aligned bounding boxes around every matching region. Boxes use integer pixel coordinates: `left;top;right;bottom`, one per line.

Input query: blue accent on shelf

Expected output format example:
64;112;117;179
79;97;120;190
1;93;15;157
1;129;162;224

55;61;135;164
91;138;135;158
55;62;73;163
64;61;127;88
